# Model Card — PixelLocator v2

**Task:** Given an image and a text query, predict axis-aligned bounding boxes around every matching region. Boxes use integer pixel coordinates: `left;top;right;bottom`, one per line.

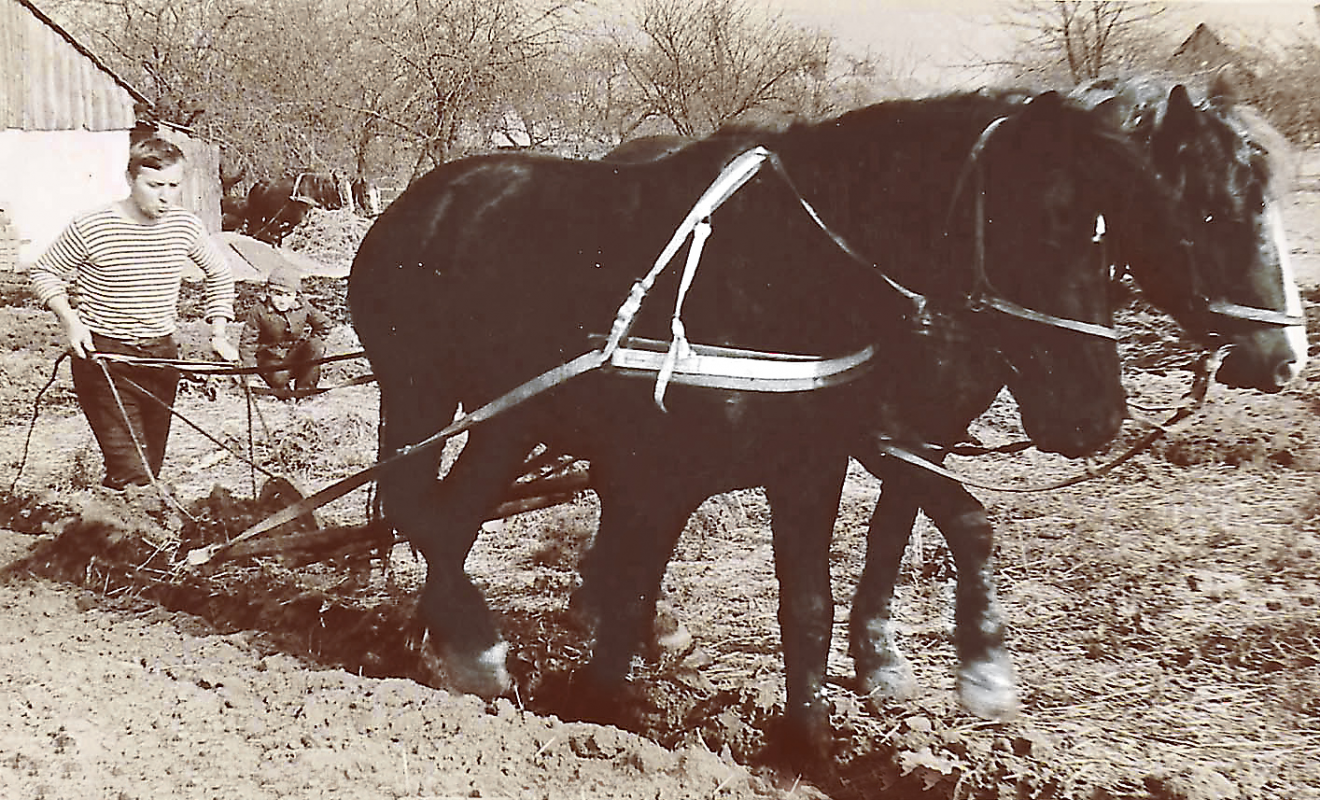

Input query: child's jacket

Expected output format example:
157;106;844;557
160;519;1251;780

240;296;333;364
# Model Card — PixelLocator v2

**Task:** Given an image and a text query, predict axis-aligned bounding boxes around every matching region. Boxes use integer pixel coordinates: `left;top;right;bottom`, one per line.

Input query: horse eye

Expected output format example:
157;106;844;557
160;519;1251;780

1204;214;1214;223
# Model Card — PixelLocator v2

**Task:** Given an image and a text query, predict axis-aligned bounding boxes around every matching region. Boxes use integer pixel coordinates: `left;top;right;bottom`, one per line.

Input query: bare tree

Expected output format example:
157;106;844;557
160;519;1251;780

1240;38;1320;145
43;0;886;188
611;0;847;137
353;0;581;180
45;0;369;183
1002;0;1170;85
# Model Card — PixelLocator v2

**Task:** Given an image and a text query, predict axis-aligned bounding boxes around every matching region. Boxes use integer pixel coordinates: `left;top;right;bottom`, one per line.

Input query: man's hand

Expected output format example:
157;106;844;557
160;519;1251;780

209;318;240;362
211;334;240;363
64;318;95;359
47;297;93;358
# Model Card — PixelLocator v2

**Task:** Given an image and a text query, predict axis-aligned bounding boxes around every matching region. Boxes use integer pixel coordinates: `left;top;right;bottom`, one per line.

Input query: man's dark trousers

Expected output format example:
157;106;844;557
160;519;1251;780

71;333;180;489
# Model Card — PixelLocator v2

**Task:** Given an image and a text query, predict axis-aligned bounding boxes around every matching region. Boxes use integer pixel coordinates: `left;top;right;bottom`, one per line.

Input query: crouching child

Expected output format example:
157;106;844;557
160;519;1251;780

240;265;332;398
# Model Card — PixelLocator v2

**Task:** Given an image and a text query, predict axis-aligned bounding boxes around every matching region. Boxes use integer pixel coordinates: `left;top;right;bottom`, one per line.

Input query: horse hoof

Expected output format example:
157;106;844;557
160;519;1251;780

957;656;1019;721
652;600;693;656
780;701;834;765
857;656;917;709
440;640;512;698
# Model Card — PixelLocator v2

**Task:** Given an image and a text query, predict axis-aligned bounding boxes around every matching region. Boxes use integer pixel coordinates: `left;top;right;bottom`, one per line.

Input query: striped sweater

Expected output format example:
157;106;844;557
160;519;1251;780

30;206;235;340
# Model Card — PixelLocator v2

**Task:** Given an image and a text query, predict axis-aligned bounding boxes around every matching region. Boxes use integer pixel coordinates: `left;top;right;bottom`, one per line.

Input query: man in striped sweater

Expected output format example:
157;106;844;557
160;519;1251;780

30;136;239;491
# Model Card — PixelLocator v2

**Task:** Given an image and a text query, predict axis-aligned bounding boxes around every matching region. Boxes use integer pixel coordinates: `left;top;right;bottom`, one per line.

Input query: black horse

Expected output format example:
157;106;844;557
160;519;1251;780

349;90;1198;756
597;78;1307;723
845;76;1308;722
241;172;379;244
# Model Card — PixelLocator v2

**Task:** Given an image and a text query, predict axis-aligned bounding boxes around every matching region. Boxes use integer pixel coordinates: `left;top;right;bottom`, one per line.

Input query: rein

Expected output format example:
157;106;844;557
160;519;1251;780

88;349;365;376
185;349;610;565
9;353;69;494
875;346;1226;493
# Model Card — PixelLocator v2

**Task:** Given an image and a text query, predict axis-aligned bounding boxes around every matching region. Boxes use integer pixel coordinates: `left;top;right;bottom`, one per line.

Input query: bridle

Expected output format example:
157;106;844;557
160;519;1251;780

1206;300;1304;328
954;117;1118;340
1160;237;1306;334
766;108;1119;343
1170;111;1305;331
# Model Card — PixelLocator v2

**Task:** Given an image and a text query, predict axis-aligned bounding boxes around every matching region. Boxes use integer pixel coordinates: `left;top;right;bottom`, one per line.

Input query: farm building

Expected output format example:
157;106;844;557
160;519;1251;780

1168;22;1259;91
0;0;220;269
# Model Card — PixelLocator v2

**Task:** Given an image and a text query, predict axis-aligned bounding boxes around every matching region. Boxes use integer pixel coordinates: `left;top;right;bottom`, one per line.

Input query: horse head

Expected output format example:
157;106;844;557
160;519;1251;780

912;91;1127;457
1079;76;1308;392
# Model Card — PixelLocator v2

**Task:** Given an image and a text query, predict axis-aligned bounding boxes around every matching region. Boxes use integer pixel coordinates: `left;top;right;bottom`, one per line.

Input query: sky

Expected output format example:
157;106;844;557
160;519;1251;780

765;1;1320;90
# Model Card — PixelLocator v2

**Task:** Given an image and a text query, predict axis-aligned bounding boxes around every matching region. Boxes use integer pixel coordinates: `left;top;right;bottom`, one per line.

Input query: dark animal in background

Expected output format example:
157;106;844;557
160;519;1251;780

241;173;350;245
240;172;380;244
220;196;247;232
349;89;1224;759
219;157;249;232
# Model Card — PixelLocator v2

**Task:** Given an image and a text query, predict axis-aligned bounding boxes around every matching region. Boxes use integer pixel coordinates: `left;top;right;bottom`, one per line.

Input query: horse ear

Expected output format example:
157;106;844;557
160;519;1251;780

1017;90;1067;127
1091;97;1126;129
1026;90;1065;112
1162;84;1198;132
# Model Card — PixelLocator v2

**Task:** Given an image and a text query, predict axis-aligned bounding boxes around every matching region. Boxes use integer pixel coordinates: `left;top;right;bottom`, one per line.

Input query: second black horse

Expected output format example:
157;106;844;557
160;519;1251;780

599;77;1307;723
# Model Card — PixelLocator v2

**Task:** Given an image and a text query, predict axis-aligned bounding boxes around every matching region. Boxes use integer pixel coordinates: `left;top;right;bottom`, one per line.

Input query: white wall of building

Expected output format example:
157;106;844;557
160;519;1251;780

0;128;130;267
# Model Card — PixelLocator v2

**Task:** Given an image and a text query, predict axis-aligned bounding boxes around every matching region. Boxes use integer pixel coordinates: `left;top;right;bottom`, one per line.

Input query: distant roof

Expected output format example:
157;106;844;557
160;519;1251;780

1169;21;1255;84
1173;23;1232;60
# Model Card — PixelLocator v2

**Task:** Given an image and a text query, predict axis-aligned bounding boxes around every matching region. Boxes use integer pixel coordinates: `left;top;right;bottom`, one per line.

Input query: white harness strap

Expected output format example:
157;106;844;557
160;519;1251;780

654;218;711;408
609;337;875;392
606;147;772;355
601;147;778;409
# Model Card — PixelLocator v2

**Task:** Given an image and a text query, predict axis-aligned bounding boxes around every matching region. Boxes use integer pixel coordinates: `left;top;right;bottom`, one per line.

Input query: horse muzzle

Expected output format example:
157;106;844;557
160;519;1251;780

1215;330;1308;393
1018;396;1126;459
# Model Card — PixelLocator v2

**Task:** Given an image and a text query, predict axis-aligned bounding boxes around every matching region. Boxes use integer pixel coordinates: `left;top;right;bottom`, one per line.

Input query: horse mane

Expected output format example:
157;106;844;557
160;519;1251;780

1073;73;1297;196
672;89;1164;320
1232;102;1298;195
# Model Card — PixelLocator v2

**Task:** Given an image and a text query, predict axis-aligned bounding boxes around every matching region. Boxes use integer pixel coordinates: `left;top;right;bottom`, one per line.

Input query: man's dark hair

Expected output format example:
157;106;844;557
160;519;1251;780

128;136;185;177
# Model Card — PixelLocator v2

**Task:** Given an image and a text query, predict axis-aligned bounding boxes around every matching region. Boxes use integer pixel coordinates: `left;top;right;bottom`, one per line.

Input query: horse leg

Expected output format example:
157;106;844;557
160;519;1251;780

378;389;529;697
764;457;848;762
576;470;705;690
848;471;921;706
918;479;1018;721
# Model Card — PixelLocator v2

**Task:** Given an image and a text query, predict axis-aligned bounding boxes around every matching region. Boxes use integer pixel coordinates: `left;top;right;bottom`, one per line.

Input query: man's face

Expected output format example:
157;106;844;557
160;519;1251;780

127;162;184;221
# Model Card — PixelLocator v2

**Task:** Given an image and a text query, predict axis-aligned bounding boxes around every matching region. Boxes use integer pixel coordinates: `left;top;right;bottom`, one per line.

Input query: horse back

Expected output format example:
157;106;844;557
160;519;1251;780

349;155;686;384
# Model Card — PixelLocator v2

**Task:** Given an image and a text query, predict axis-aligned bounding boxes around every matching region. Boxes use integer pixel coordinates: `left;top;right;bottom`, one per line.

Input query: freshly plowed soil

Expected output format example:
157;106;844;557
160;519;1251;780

2;179;1320;800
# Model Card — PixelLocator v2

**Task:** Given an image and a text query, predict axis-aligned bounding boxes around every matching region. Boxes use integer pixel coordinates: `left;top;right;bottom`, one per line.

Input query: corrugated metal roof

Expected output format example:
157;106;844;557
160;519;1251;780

1;0;146;131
